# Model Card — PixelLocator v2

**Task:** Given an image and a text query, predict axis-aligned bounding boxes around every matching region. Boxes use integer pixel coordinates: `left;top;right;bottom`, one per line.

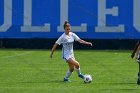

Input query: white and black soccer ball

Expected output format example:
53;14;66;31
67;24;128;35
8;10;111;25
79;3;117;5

84;74;92;83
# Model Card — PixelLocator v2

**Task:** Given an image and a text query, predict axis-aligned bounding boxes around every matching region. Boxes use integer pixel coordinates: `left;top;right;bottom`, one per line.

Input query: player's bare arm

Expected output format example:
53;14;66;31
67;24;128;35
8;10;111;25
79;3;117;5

78;39;93;46
131;41;140;59
50;43;58;58
136;45;140;60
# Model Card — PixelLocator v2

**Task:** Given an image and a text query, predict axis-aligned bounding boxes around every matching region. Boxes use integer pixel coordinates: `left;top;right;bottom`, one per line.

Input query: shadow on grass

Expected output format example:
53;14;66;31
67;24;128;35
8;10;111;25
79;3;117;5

19;79;88;85
101;88;140;91
95;82;136;85
19;80;66;84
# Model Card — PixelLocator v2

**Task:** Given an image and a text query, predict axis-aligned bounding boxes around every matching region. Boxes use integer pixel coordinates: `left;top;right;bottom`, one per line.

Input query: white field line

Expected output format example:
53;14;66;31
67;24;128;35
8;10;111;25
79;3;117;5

0;51;32;59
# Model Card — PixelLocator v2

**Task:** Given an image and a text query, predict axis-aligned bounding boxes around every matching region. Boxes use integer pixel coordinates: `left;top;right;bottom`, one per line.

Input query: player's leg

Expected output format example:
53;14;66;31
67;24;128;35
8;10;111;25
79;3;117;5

67;58;84;79
137;63;140;85
64;63;74;82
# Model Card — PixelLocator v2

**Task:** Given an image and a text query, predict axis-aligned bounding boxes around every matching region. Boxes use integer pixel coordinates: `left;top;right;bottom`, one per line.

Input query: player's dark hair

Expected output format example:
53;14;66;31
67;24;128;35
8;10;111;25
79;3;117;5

63;20;69;29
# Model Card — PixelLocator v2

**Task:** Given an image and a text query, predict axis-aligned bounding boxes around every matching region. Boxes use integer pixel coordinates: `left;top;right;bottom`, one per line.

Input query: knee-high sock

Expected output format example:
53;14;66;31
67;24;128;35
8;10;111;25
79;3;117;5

65;70;72;79
75;68;81;75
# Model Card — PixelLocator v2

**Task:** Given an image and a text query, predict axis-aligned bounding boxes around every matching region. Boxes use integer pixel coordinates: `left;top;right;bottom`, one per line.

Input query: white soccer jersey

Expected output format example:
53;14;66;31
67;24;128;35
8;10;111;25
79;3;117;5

56;32;80;61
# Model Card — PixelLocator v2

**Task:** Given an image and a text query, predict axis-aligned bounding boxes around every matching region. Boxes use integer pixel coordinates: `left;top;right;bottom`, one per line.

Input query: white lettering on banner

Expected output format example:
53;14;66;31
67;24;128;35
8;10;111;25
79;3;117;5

134;0;140;32
95;0;124;32
21;0;50;32
57;0;87;32
0;0;12;32
0;0;139;33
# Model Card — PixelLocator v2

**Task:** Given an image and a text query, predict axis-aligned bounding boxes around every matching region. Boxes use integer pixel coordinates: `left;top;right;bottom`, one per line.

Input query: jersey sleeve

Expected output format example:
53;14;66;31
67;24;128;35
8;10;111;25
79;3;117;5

72;33;80;41
55;34;64;45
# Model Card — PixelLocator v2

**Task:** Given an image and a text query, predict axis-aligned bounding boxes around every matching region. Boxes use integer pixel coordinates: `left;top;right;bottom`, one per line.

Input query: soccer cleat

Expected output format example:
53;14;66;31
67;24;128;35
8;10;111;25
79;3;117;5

63;78;71;82
78;74;85;79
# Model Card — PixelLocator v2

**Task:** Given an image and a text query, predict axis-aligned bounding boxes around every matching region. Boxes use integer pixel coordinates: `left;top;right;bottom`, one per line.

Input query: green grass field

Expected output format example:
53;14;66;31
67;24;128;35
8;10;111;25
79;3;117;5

0;49;140;93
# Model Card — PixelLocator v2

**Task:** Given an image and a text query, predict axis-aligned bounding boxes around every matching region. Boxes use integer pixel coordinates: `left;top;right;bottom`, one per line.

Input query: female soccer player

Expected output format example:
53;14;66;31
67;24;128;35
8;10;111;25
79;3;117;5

131;41;140;85
50;21;93;82
135;43;140;85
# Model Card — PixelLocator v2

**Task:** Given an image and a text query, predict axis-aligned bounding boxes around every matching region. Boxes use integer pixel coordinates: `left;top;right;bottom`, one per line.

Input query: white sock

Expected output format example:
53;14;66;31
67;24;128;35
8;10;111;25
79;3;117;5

75;68;81;75
65;70;72;79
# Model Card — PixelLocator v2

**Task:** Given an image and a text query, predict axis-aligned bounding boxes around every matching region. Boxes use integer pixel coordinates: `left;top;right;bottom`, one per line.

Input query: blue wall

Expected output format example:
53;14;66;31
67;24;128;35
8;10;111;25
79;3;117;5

0;0;140;39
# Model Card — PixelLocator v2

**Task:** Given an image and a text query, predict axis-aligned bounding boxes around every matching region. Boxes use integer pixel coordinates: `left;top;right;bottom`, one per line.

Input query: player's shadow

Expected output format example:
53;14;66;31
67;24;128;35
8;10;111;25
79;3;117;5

19;80;65;84
96;82;136;85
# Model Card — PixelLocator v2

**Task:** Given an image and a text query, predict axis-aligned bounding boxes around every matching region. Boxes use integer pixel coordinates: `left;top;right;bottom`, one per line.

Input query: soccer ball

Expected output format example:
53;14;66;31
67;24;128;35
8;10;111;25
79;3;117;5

84;74;92;83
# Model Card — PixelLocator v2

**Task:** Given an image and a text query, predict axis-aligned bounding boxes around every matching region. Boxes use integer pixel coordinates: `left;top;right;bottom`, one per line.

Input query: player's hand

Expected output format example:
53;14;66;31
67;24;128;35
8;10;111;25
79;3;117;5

50;54;53;58
88;42;93;46
131;53;135;59
135;56;138;60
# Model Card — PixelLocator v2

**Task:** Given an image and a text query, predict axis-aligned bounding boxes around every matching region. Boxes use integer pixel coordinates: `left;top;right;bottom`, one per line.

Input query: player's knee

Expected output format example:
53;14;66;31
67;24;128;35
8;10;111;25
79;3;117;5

69;68;74;72
75;62;80;69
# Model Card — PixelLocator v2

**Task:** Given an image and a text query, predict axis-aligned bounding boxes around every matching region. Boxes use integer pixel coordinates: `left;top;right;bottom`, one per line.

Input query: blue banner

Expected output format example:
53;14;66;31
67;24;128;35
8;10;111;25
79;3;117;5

0;0;140;39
